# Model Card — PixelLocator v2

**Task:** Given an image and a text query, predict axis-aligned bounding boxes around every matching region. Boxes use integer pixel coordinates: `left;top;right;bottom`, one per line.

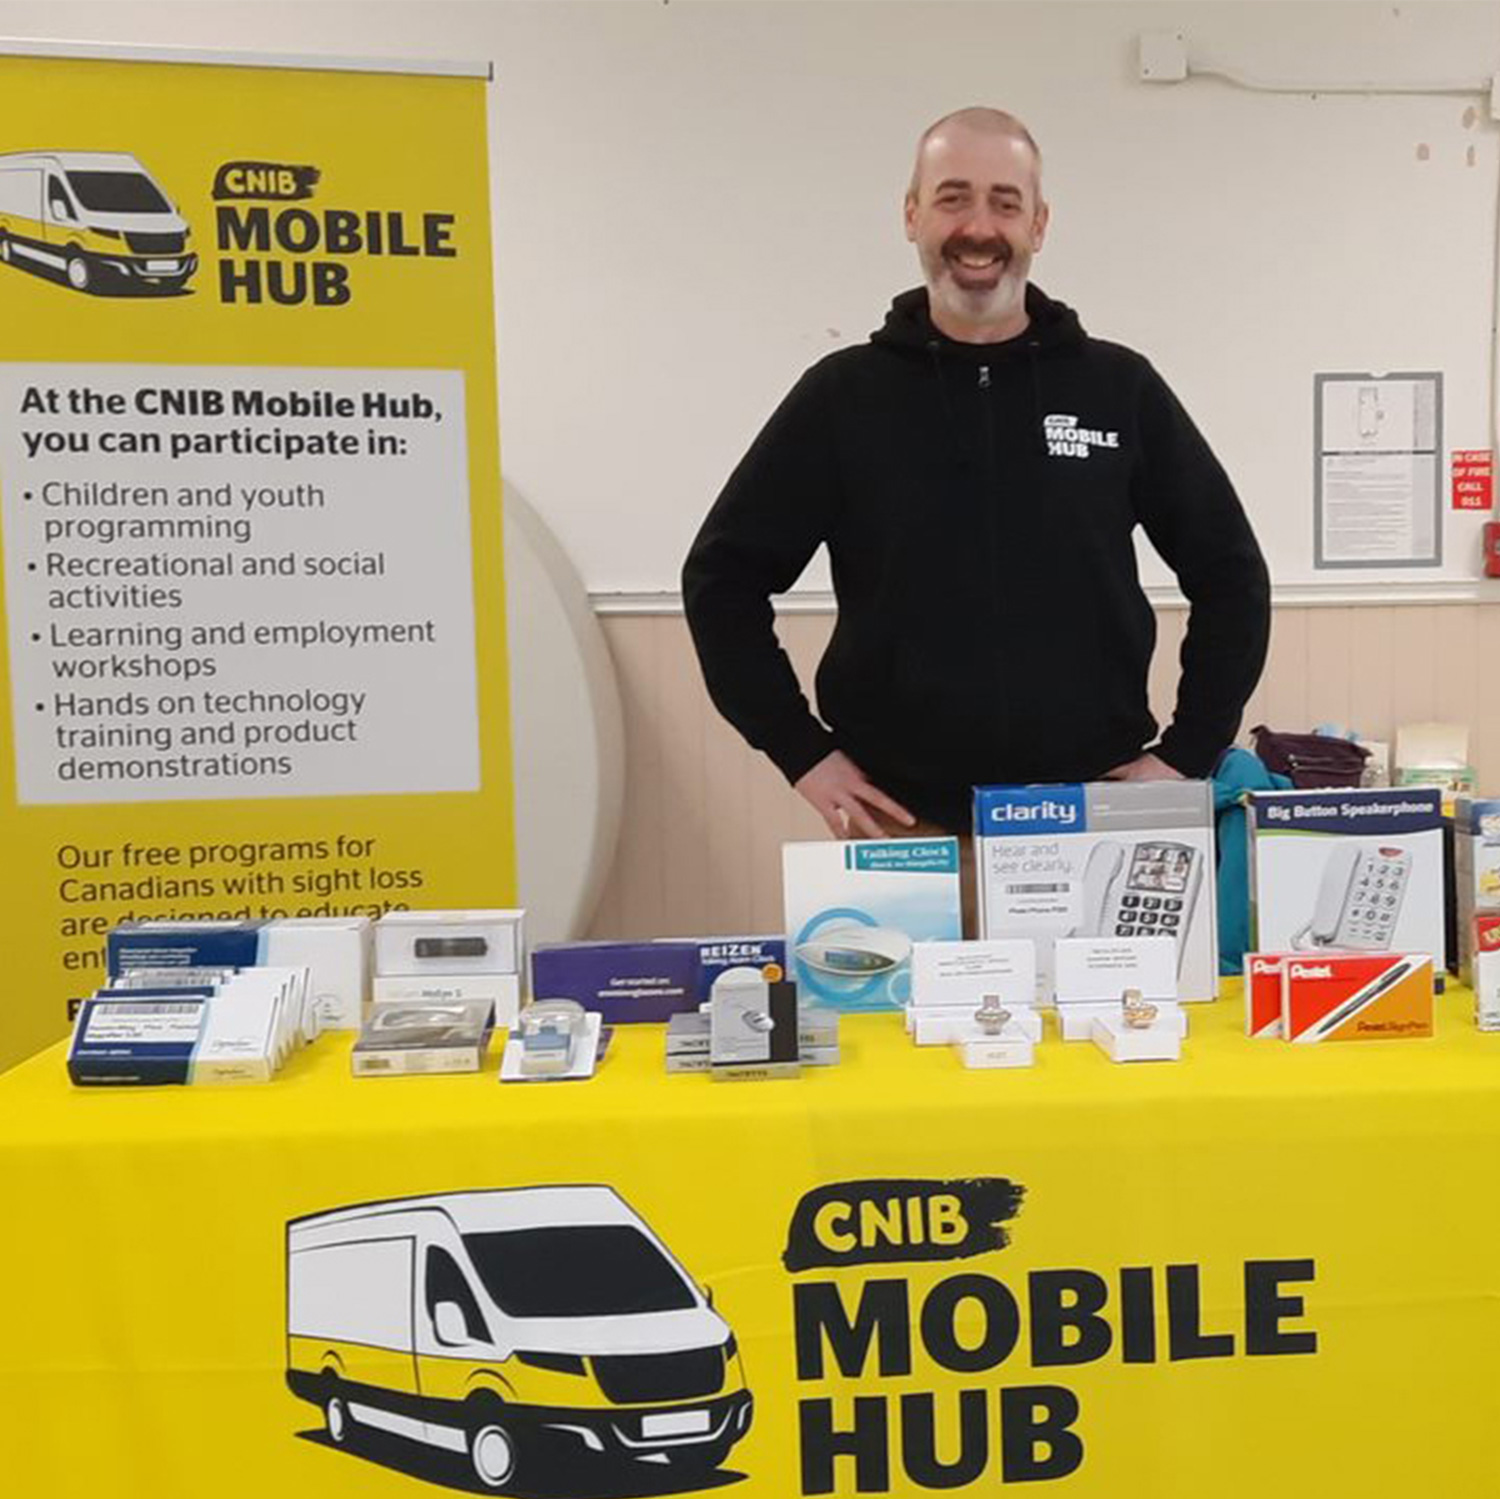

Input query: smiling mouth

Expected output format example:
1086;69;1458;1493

943;242;1011;283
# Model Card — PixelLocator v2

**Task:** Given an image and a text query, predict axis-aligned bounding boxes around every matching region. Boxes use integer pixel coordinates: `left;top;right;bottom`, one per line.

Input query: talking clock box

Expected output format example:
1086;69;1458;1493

782;837;962;1011
973;781;1217;1003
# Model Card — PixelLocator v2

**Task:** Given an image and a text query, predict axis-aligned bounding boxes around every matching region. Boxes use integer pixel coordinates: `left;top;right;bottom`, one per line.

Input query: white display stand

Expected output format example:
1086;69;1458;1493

505;485;625;944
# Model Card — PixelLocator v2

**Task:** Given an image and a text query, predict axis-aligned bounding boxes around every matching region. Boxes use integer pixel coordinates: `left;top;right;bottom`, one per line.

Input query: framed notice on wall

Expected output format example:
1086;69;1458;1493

1313;371;1442;568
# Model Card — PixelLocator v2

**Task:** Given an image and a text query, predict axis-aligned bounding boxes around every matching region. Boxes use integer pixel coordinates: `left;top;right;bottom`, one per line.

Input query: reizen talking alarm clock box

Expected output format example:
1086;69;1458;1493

1246;788;1443;962
1453;798;1500;985
973;781;1217;1003
664;935;788;1002
782;838;962;1011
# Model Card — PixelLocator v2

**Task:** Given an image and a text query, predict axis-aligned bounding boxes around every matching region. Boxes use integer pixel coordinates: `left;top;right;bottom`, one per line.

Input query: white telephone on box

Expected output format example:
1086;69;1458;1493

1077;839;1202;971
1295;844;1409;950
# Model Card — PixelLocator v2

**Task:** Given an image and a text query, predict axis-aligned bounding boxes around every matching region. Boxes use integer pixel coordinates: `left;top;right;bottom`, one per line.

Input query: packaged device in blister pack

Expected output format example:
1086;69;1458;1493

973;780;1217;1003
1246;787;1443;961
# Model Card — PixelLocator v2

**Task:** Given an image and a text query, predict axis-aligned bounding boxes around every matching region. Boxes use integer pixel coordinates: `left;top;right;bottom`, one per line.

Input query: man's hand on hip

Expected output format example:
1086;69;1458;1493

795;750;916;839
1103;751;1186;782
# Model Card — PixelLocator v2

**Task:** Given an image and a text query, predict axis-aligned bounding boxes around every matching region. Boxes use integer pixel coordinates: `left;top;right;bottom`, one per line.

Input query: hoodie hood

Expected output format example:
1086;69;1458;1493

871;283;1086;358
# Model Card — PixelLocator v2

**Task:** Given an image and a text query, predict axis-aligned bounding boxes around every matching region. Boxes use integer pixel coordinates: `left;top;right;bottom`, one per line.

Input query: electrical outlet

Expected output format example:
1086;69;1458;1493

1139;31;1188;84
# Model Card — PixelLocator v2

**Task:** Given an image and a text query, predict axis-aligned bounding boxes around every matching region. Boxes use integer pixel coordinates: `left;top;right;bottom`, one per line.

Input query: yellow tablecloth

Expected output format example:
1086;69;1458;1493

3;985;1499;1498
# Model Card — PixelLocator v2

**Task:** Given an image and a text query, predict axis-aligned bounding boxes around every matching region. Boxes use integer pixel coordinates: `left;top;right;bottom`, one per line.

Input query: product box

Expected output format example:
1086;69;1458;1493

67;970;297;1085
709;972;798;1069
1247;788;1444;963
667;936;788;1002
1453;798;1500;985
530;940;701;1023
1281;953;1434;1042
107;917;369;1031
374;909;524;977
909;1006;1044;1045
1473;915;1500;1031
352;1000;495;1075
1090;1012;1183;1063
665;1009;837;1056
975;781;1217;1003
1244;952;1295;1039
783;837;962;1011
1057;999;1188;1042
372;973;520;1028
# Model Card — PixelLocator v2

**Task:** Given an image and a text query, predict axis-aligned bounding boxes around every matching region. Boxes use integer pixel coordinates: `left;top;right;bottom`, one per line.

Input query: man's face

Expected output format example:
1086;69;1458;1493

904;125;1048;338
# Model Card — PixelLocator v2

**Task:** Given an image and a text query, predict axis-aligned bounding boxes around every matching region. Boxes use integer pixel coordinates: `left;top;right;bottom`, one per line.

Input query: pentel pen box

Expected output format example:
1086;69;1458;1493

1281;953;1433;1043
782;838;961;1011
974;781;1217;1003
1246;788;1443;962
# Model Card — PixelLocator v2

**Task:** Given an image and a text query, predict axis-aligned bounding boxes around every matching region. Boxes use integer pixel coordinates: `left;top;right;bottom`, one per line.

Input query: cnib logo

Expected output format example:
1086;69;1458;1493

213;161;320;201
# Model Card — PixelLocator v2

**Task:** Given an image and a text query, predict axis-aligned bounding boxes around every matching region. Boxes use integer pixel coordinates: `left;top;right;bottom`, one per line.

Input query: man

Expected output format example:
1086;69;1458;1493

682;107;1270;844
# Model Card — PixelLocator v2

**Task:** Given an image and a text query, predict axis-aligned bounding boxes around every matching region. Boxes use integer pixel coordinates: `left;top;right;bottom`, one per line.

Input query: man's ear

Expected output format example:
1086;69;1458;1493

1032;200;1050;253
903;192;918;243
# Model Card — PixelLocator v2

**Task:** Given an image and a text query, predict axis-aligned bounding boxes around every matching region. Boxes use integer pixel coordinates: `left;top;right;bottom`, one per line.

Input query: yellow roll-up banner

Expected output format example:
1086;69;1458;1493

0;44;512;1072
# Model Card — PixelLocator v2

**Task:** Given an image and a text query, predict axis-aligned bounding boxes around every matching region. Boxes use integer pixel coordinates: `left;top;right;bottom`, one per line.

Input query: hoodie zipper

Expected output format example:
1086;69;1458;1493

976;363;1008;742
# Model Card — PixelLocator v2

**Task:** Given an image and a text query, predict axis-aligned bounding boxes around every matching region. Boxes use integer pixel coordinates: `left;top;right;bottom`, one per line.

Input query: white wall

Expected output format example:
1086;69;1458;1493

2;1;1498;597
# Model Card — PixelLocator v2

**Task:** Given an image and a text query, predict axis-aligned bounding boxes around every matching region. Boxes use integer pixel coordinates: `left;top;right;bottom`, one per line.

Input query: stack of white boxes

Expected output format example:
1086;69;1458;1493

373;910;525;1029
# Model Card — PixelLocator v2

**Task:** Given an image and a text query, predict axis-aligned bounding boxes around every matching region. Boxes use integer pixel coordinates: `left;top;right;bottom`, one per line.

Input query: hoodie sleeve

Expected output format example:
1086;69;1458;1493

1130;362;1271;777
681;364;844;784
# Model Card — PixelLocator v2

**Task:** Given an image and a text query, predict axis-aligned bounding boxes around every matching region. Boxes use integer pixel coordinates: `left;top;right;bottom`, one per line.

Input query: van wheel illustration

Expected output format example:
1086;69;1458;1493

465;1397;522;1491
65;251;92;293
322;1375;353;1447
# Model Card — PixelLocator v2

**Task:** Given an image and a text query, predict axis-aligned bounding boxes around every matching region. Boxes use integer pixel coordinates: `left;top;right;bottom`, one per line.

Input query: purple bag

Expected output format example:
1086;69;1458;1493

1249;726;1370;790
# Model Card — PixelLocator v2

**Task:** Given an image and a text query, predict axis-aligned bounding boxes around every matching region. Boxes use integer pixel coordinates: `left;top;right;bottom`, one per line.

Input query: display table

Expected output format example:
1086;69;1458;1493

4;985;1500;1498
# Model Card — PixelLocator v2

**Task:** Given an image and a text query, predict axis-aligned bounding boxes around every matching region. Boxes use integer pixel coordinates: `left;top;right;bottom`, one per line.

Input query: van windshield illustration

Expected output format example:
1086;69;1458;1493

0;151;196;293
287;1187;753;1492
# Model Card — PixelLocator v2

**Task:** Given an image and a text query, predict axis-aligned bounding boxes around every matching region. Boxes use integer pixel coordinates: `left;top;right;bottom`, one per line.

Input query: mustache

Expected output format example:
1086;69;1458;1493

942;236;1013;262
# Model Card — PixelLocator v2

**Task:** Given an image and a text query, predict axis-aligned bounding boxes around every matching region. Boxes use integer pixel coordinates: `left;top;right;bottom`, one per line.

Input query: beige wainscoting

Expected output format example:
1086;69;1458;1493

586;605;1498;941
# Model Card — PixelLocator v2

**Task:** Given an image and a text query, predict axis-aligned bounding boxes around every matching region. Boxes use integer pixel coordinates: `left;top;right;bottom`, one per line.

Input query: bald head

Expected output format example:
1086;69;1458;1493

908;107;1043;204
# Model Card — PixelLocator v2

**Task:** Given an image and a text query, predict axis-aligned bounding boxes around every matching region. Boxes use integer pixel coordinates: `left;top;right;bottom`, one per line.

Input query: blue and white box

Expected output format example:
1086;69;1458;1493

782;838;962;1011
530;940;701;1023
1247;786;1443;962
107;917;370;1031
975;782;1217;1003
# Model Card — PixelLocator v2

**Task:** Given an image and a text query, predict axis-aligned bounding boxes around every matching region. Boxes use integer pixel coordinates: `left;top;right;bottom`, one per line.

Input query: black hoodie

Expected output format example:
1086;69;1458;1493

682;285;1271;831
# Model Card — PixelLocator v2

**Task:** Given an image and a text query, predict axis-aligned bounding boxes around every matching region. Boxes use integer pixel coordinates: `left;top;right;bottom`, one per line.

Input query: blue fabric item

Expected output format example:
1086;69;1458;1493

1212;746;1292;975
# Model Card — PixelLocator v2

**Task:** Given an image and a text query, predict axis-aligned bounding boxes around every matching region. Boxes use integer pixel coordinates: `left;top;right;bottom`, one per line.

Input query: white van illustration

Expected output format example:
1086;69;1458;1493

0;150;196;293
286;1187;754;1492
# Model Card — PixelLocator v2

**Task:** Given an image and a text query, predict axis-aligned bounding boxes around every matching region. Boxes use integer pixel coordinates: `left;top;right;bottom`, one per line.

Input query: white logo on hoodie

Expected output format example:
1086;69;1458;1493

1043;412;1121;460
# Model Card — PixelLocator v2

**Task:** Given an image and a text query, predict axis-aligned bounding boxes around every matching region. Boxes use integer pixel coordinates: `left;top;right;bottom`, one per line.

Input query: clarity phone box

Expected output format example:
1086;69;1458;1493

974;781;1217;1003
1247;788;1443;961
